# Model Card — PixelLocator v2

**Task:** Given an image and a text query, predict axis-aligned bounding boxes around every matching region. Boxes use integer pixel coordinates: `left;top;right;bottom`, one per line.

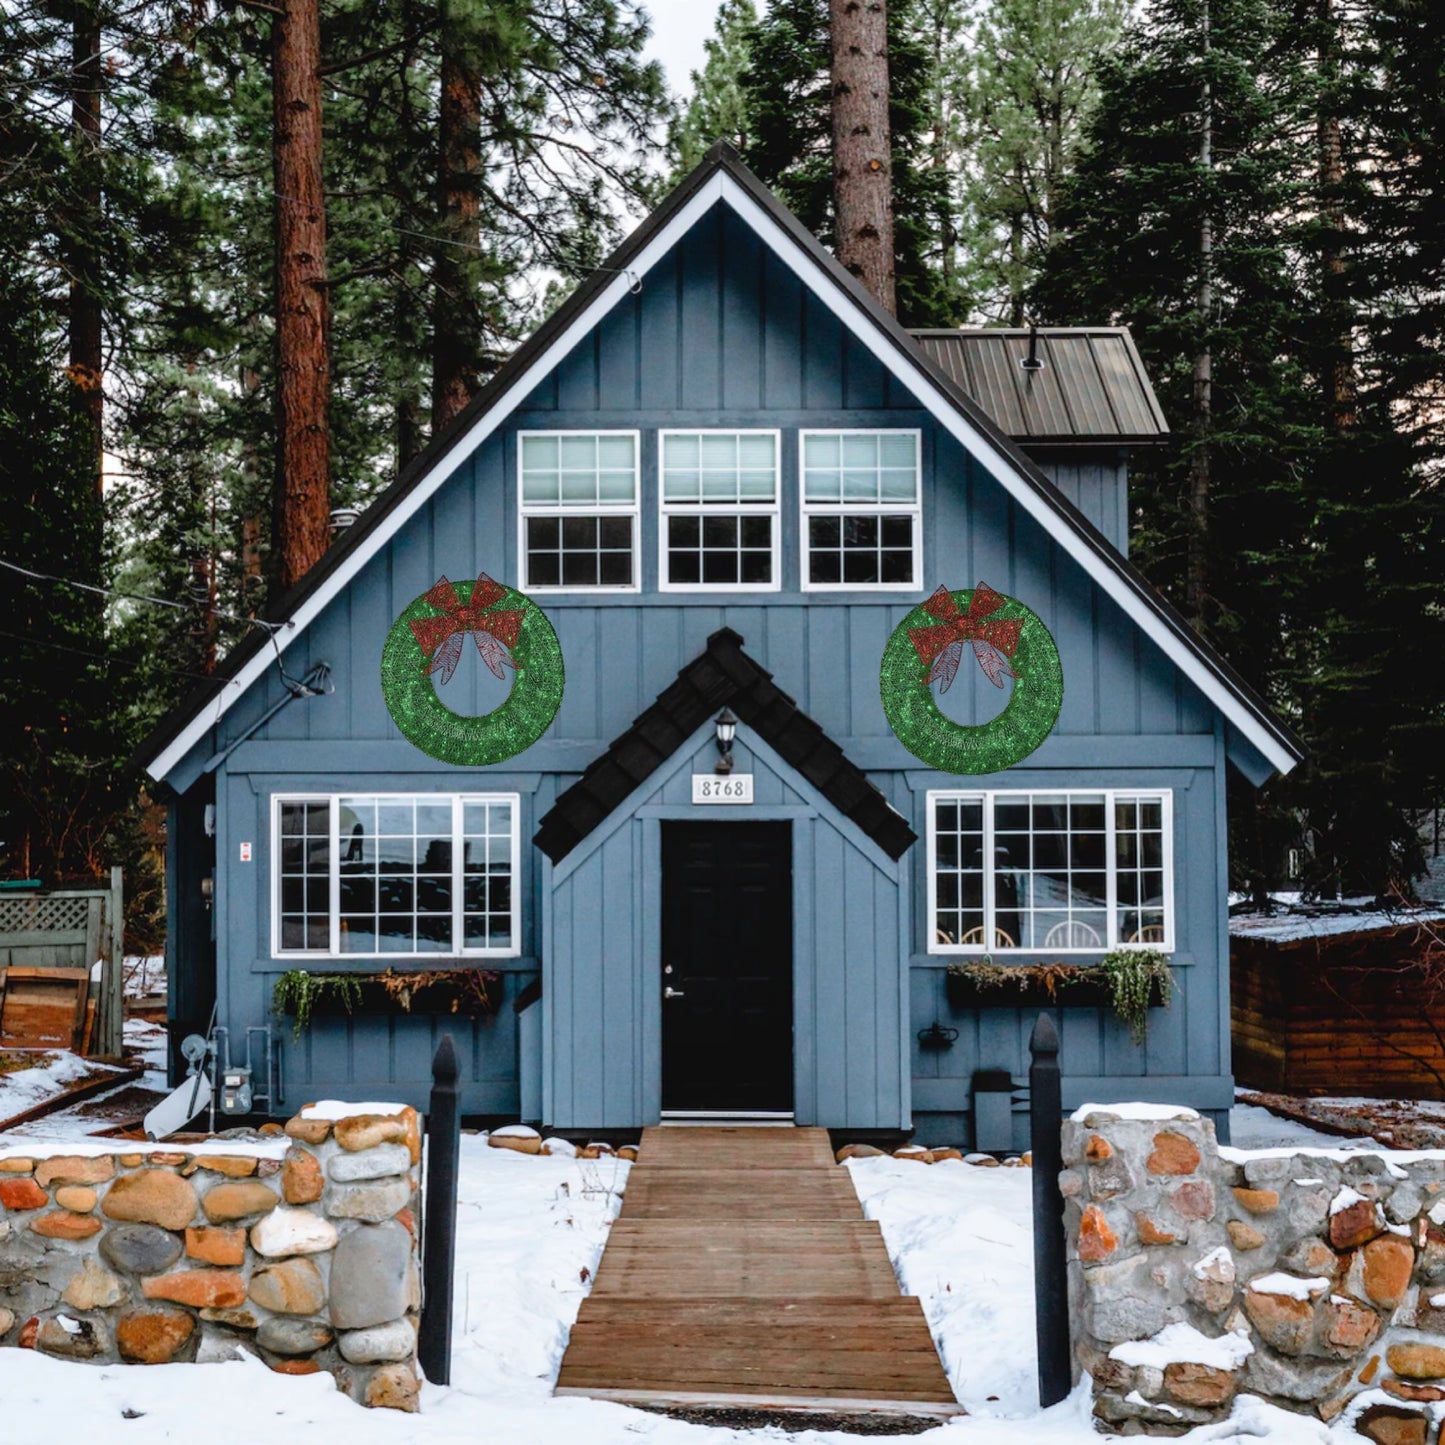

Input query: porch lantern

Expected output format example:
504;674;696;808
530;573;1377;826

713;707;738;774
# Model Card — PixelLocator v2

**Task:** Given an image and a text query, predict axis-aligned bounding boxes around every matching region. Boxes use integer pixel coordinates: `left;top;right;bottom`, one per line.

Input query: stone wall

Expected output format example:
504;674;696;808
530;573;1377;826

1064;1106;1445;1443
0;1103;423;1410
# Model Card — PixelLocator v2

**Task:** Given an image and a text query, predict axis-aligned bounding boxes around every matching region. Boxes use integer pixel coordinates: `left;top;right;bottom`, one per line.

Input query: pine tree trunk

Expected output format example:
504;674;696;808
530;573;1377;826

67;0;103;504
830;0;896;314
1317;0;1355;433
1186;0;1213;628
1009;160;1026;327
271;0;331;592
432;3;483;432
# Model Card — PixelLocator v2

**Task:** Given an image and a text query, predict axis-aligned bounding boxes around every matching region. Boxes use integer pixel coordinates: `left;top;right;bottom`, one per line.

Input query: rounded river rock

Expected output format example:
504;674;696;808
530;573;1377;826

329;1220;411;1329
101;1222;184;1275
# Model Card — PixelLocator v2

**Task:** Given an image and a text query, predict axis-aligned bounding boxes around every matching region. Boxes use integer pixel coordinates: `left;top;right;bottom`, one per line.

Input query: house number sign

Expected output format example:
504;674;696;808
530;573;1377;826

691;774;755;805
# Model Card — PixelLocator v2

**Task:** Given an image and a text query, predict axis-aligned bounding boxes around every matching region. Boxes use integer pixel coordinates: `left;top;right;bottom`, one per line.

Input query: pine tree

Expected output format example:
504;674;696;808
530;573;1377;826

670;0;758;173
831;0;898;312
271;0;333;591
1034;0;1445;896
952;0;1128;324
742;0;957;324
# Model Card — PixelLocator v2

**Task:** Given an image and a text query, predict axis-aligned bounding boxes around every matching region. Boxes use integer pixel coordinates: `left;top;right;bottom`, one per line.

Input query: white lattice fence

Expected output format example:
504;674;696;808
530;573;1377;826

0;895;93;936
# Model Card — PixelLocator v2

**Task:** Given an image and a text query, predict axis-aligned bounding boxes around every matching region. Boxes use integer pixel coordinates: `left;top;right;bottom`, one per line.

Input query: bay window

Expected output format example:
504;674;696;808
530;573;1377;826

928;790;1173;953
273;794;519;958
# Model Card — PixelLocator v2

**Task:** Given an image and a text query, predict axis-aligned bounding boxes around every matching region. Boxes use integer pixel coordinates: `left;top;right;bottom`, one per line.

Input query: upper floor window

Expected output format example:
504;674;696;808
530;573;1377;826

519;431;638;590
659;430;780;591
273;793;519;958
800;429;921;590
928;790;1173;953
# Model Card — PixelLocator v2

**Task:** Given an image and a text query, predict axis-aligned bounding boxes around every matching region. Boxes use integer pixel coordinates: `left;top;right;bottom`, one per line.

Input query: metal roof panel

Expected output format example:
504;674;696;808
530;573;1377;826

911;329;1169;443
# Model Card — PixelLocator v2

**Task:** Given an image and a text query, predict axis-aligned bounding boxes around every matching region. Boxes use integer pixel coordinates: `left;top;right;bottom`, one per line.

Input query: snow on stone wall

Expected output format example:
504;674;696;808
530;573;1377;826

0;1105;422;1411
1064;1109;1445;1442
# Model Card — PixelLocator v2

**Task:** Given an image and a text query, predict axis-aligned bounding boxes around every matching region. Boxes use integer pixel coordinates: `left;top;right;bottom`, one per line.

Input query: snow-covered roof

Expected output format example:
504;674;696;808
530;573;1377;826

1229;904;1445;944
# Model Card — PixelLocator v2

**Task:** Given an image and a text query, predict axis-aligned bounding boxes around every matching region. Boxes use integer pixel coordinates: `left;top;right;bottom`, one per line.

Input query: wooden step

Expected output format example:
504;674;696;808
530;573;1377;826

638;1125;836;1169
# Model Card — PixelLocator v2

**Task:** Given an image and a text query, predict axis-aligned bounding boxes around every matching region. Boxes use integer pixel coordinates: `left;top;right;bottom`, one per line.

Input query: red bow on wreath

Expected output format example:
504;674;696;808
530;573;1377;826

409;574;524;686
909;582;1022;692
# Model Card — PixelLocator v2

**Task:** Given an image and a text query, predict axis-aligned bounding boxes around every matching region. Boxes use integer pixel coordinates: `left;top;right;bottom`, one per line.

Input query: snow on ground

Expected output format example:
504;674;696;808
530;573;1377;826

123;955;166;999
0;1121;1400;1443
0;1020;170;1141
1227;1102;1379;1152
0;1049;129;1121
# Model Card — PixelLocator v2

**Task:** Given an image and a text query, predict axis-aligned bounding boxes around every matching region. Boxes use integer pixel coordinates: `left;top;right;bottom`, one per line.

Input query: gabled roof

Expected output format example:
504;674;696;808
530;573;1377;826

138;142;1302;784
534;628;916;864
912;328;1169;446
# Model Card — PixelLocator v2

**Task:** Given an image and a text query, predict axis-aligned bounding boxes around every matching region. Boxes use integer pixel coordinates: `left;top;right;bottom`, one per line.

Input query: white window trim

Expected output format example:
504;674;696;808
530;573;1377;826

657;428;782;594
925;788;1175;955
517;429;642;594
798;427;923;593
270;792;522;961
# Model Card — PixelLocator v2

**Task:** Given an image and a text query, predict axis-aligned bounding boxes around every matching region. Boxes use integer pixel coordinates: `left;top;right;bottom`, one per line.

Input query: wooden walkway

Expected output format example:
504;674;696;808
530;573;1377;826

553;1126;963;1416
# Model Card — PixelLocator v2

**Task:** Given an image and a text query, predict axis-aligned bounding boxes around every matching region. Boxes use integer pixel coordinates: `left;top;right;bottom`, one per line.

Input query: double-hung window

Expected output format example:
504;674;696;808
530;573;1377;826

519;432;639;590
928;790;1173;953
659;430;780;590
273;794;519;958
800;429;921;589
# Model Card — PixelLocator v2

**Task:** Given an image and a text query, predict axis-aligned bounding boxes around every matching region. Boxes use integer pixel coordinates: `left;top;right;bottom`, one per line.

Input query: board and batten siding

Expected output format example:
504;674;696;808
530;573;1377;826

541;728;909;1131
167;195;1236;1135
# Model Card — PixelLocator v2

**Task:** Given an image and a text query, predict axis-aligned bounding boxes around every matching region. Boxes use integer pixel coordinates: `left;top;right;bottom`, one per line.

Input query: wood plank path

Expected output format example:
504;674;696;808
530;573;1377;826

553;1126;963;1416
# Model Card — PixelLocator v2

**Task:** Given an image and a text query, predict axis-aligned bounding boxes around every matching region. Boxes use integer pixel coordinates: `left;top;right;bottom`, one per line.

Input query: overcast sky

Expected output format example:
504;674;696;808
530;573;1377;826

641;0;728;97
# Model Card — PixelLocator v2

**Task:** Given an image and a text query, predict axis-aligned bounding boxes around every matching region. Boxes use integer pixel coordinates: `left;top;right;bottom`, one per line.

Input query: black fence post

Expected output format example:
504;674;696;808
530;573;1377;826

419;1033;460;1385
1029;1011;1071;1408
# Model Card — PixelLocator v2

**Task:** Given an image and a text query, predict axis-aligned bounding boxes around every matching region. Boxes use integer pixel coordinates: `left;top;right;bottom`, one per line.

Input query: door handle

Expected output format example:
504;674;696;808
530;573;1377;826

663;986;686;999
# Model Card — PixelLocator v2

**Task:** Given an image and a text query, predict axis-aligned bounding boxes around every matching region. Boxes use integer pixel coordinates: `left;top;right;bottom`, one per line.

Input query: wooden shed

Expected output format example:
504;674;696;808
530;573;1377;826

1231;905;1445;1098
137;145;1301;1148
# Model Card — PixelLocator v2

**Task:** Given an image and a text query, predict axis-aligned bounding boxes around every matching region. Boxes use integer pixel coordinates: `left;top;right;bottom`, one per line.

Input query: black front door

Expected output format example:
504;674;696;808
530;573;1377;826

660;821;793;1113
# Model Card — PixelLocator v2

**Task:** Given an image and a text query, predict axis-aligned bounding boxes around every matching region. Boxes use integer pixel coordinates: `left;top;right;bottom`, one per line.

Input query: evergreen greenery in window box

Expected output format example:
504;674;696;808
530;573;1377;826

945;949;1173;1042
273;966;503;1036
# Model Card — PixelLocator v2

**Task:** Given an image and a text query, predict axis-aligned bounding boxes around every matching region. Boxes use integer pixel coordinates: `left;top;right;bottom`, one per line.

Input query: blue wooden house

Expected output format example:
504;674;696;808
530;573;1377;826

138;146;1301;1148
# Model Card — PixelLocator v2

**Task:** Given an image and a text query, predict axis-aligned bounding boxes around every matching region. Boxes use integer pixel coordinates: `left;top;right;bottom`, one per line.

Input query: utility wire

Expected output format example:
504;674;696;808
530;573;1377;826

0;624;243;688
0;556;290;633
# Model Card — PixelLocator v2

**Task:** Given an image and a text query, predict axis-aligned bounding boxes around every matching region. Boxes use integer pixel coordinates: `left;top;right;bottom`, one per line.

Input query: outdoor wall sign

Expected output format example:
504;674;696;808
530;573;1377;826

880;581;1063;774
381;573;564;766
691;774;755;805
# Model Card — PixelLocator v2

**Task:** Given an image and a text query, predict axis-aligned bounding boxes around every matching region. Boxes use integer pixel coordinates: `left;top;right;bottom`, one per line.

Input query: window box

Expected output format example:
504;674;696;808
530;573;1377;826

945;950;1173;1042
273;966;502;1035
944;964;1169;1012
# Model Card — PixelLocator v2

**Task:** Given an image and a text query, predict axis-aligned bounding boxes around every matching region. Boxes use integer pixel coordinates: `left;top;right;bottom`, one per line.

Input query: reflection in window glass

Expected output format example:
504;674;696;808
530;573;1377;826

930;791;1171;952
801;431;919;588
277;795;518;957
520;433;637;589
661;432;778;588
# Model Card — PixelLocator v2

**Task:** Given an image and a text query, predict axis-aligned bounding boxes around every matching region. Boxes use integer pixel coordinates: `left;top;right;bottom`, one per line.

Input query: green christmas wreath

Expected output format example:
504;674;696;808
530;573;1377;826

880;581;1063;774
380;574;564;766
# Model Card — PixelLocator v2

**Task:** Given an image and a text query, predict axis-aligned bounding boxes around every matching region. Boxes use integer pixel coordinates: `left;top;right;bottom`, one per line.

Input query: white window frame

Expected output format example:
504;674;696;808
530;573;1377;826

270;792;522;960
517;429;641;594
799;428;923;592
925;788;1175;955
657;428;782;594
